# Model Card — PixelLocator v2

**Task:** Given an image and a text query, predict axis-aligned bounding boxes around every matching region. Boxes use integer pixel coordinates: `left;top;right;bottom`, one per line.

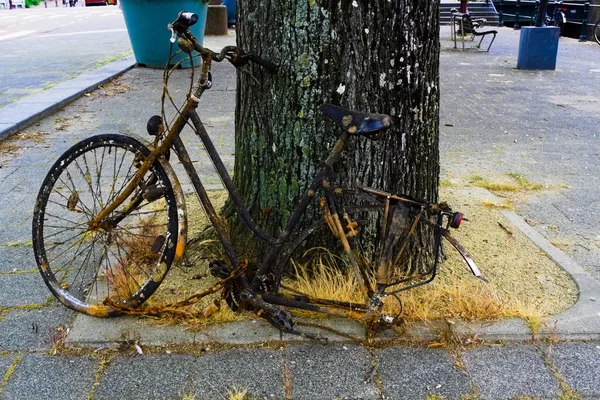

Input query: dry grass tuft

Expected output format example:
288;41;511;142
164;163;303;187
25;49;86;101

287;248;364;307
105;220;163;301
227;387;252;400
481;200;514;209
286;255;562;327
400;276;505;322
470;172;544;193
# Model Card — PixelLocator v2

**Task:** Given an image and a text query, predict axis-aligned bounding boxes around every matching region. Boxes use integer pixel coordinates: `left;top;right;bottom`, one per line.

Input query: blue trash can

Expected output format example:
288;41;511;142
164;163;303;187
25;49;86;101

121;0;209;68
221;0;235;25
517;26;561;70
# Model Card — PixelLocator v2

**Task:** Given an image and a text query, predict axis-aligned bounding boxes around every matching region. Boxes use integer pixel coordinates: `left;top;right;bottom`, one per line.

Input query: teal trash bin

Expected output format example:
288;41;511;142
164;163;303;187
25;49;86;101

120;0;209;68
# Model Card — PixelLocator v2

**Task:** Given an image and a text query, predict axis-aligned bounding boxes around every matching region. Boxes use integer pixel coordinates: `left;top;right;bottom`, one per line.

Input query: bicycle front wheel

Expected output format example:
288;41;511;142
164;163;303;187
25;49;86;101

33;134;179;317
595;20;600;45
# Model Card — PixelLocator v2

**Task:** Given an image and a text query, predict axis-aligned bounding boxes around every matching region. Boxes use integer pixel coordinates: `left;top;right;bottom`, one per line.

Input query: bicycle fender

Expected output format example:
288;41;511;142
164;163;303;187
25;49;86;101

132;135;188;265
441;229;488;282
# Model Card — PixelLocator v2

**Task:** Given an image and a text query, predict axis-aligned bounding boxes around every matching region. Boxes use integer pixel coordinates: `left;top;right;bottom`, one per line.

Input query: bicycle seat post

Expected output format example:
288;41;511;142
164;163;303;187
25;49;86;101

324;131;350;167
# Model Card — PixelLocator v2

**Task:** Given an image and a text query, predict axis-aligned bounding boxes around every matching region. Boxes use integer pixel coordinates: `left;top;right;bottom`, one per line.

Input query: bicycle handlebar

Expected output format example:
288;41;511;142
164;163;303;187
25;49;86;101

247;53;279;73
168;11;278;73
172;11;198;30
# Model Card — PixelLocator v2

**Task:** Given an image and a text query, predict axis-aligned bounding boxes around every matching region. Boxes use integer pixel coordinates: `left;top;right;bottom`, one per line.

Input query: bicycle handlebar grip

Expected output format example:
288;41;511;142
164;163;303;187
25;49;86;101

248;54;279;73
176;11;198;28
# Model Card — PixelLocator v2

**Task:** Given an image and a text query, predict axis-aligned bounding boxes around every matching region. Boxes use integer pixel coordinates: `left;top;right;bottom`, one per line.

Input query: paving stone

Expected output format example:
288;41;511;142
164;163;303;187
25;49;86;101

96;349;284;400
462;344;561;399
375;347;474;399
0;272;51;308
0;353;17;380
545;342;600;396
0;191;32;218
192;348;285;399
0;225;31;247
0;353;96;400
286;343;379;400
94;355;198;400
0;167;17;183
0;304;75;351
0;245;36;273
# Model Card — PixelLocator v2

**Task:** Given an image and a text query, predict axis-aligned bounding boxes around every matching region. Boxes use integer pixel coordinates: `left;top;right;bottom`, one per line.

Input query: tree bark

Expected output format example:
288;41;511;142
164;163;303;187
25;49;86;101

227;0;440;271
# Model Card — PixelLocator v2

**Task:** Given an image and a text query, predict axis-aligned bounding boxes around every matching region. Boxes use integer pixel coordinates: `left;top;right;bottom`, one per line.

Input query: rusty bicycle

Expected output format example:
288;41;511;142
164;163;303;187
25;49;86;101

32;12;485;335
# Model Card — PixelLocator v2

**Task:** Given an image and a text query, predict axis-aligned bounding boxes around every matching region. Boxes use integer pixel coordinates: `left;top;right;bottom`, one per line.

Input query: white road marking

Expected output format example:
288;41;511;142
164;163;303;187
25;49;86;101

0;30;36;41
41;28;126;37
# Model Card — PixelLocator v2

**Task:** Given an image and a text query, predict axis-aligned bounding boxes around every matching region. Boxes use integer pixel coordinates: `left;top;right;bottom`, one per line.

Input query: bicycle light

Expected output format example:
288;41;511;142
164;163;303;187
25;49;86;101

450;212;463;229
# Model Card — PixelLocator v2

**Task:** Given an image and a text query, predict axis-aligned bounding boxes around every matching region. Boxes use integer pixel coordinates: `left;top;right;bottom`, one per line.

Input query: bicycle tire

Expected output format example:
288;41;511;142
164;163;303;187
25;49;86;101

32;134;179;317
595;20;600;45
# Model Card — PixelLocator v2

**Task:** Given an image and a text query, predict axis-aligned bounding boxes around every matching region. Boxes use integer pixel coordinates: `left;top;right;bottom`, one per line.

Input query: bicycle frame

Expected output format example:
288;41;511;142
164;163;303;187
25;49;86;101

87;31;482;325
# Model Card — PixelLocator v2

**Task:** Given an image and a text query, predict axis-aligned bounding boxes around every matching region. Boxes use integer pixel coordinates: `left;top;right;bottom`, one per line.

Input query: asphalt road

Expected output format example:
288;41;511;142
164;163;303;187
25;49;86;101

0;4;131;107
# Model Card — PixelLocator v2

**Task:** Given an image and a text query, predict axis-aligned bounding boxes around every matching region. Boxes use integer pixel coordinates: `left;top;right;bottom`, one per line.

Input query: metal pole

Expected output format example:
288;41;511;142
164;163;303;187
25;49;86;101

515;0;521;30
498;0;504;26
461;15;466;51
536;0;549;26
579;2;589;41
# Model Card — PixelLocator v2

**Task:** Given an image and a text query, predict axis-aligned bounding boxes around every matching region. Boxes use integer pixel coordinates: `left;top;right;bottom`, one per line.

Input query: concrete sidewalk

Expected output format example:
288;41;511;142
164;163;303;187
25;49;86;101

1;27;600;399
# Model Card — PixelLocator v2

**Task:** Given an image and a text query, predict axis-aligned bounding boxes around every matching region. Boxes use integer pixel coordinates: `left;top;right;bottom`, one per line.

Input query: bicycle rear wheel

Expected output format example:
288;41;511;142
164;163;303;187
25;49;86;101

32;134;179;317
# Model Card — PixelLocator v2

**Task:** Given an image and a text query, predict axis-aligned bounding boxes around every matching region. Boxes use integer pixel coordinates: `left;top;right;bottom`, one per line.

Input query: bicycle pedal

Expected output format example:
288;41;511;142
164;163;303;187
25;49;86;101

209;260;232;279
257;306;295;332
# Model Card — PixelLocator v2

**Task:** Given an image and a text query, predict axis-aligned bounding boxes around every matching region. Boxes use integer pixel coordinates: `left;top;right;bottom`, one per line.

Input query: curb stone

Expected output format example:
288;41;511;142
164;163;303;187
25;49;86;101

0;56;136;142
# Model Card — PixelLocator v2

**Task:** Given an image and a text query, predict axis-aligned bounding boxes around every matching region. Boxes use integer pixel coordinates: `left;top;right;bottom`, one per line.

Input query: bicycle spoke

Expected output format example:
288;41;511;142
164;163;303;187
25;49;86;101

33;134;177;316
45;229;98;265
74;155;102;215
93;146;107;209
51;235;97;278
58;170;95;218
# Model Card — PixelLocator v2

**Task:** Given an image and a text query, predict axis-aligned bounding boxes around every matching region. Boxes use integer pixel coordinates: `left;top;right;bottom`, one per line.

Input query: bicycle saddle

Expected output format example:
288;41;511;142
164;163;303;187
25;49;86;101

321;103;392;136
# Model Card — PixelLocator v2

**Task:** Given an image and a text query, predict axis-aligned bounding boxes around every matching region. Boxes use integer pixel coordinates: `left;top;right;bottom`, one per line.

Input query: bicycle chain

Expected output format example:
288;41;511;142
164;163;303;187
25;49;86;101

103;260;249;318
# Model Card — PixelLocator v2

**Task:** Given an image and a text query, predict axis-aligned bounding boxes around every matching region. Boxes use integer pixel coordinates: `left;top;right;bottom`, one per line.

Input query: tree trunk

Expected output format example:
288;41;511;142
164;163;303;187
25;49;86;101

227;0;440;271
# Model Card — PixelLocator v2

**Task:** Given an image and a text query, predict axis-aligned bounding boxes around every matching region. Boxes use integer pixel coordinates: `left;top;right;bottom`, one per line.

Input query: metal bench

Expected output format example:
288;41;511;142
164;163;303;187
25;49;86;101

451;12;498;52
